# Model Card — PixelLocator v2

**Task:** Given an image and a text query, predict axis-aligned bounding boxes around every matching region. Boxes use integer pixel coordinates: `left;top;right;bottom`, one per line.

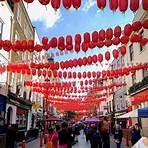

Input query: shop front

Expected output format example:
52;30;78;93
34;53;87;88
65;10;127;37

131;88;148;136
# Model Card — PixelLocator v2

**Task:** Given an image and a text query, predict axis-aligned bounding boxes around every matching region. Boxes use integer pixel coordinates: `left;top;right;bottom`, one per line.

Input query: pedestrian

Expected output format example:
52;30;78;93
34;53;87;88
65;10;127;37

114;124;123;148
100;116;110;148
45;127;58;148
74;124;80;142
131;123;141;146
6;124;17;148
58;122;69;148
90;126;101;148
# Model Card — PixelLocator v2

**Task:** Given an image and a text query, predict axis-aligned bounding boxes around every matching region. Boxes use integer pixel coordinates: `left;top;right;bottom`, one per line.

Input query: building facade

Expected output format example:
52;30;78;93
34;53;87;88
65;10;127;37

124;6;148;136
6;0;34;131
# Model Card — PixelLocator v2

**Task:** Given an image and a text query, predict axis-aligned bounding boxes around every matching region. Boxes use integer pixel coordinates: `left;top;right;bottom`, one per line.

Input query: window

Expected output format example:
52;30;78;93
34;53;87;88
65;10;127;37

0;19;3;39
17;7;22;26
129;44;134;61
132;73;136;85
140;29;144;52
143;69;148;78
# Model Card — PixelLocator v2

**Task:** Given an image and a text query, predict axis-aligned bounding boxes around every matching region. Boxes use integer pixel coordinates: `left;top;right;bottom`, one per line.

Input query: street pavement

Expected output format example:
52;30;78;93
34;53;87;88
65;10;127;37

19;131;126;148
72;131;125;148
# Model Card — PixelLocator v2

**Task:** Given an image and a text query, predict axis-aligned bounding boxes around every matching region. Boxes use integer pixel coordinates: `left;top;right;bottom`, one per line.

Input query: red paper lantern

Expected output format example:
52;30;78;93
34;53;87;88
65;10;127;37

87;71;91;78
75;34;81;44
72;0;81;9
142;0;148;11
97;0;106;10
105;40;112;47
63;0;71;9
142;19;148;29
130;0;139;12
78;58;83;67
109;0;118;12
63;71;67;78
73;59;78;67
97;41;104;48
83;72;86;78
132;21;142;32
89;42;96;49
124;24;133;36
50;37;57;48
130;34;142;43
42;70;47;77
35;44;42;52
98;54;103;63
88;56;92;65
73;72;76;79
92;71;96;78
58;71;62;78
38;69;42;77
105;51;110;61
112;37;120;45
39;0;50;5
66;35;73;50
99;29;105;41
42;36;48;45
27;40;34;52
82;42;88;52
24;0;34;3
112;49;119;59
92;31;99;43
78;72;82;79
68;72;72;78
140;38;148;46
51;0;61;10
84;32;90;43
32;69;36;75
120;36;129;44
114;25;121;37
75;44;80;53
58;36;65;50
119;0;128;13
83;57;88;66
48;71;52;77
106;28;113;40
92;55;97;63
120;45;126;56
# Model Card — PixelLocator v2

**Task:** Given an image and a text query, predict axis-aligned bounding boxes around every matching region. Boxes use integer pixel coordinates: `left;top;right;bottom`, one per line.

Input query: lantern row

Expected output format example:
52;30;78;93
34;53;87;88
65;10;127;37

132;95;148;105
25;80;126;95
7;62;148;79
14;0;148;13
1;19;148;53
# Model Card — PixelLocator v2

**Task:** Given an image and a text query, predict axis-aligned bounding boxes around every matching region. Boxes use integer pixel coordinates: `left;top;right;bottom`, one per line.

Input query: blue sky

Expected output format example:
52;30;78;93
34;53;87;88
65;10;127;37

26;0;135;86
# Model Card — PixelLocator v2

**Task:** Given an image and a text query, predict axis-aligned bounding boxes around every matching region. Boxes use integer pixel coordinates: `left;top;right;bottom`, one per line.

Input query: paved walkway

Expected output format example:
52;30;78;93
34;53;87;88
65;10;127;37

19;132;126;148
72;131;125;148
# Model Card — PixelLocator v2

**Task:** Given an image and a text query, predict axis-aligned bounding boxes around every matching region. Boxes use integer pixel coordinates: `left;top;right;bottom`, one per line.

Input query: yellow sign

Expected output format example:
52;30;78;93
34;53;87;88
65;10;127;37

32;103;40;109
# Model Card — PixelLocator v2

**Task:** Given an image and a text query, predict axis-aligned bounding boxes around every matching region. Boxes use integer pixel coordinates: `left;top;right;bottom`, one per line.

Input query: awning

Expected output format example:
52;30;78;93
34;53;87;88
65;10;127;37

46;115;62;121
116;107;148;118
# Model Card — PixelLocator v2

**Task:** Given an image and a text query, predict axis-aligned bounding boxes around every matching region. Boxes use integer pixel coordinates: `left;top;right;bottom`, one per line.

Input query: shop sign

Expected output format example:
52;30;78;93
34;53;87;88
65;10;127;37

32;102;41;109
19;104;31;110
10;99;20;106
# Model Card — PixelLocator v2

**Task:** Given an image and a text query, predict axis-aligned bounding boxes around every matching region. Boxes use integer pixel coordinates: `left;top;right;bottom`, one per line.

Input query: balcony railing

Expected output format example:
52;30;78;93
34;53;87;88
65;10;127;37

128;76;148;94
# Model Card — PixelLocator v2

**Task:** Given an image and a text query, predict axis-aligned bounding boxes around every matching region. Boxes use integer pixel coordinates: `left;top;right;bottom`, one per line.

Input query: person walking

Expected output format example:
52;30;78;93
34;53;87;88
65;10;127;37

131;123;141;146
100;117;110;148
45;128;58;148
90;126;101;148
114;124;123;148
58;122;69;148
6;124;17;148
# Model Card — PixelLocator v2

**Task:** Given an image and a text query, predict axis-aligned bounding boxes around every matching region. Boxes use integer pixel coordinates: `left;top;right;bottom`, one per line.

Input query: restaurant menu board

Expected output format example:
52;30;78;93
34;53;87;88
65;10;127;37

132;137;148;148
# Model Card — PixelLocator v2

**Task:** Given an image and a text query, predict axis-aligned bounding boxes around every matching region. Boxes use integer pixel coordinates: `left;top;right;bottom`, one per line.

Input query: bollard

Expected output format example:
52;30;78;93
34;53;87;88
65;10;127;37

40;132;43;147
125;135;129;146
22;140;25;148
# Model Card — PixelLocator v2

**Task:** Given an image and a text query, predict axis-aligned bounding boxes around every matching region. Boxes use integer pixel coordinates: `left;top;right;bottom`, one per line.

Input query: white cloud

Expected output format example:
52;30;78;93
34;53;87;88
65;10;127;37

25;1;62;28
82;0;96;12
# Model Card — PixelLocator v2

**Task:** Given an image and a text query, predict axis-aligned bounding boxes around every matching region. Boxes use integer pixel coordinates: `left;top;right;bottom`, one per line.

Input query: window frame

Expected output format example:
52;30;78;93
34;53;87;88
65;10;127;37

0;18;4;40
129;44;134;61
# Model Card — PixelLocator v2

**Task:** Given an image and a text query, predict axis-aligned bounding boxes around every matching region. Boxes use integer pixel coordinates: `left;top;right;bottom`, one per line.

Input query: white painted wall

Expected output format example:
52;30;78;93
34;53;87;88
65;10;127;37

6;104;17;124
0;1;12;85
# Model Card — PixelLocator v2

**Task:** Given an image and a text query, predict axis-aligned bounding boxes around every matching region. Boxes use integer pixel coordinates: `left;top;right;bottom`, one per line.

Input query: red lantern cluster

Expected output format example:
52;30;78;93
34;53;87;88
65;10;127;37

0;65;6;74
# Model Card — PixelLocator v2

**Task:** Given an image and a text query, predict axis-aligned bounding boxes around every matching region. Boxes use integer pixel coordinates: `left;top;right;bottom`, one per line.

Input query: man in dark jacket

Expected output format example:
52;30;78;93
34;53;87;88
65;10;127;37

114;124;123;148
90;126;101;148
